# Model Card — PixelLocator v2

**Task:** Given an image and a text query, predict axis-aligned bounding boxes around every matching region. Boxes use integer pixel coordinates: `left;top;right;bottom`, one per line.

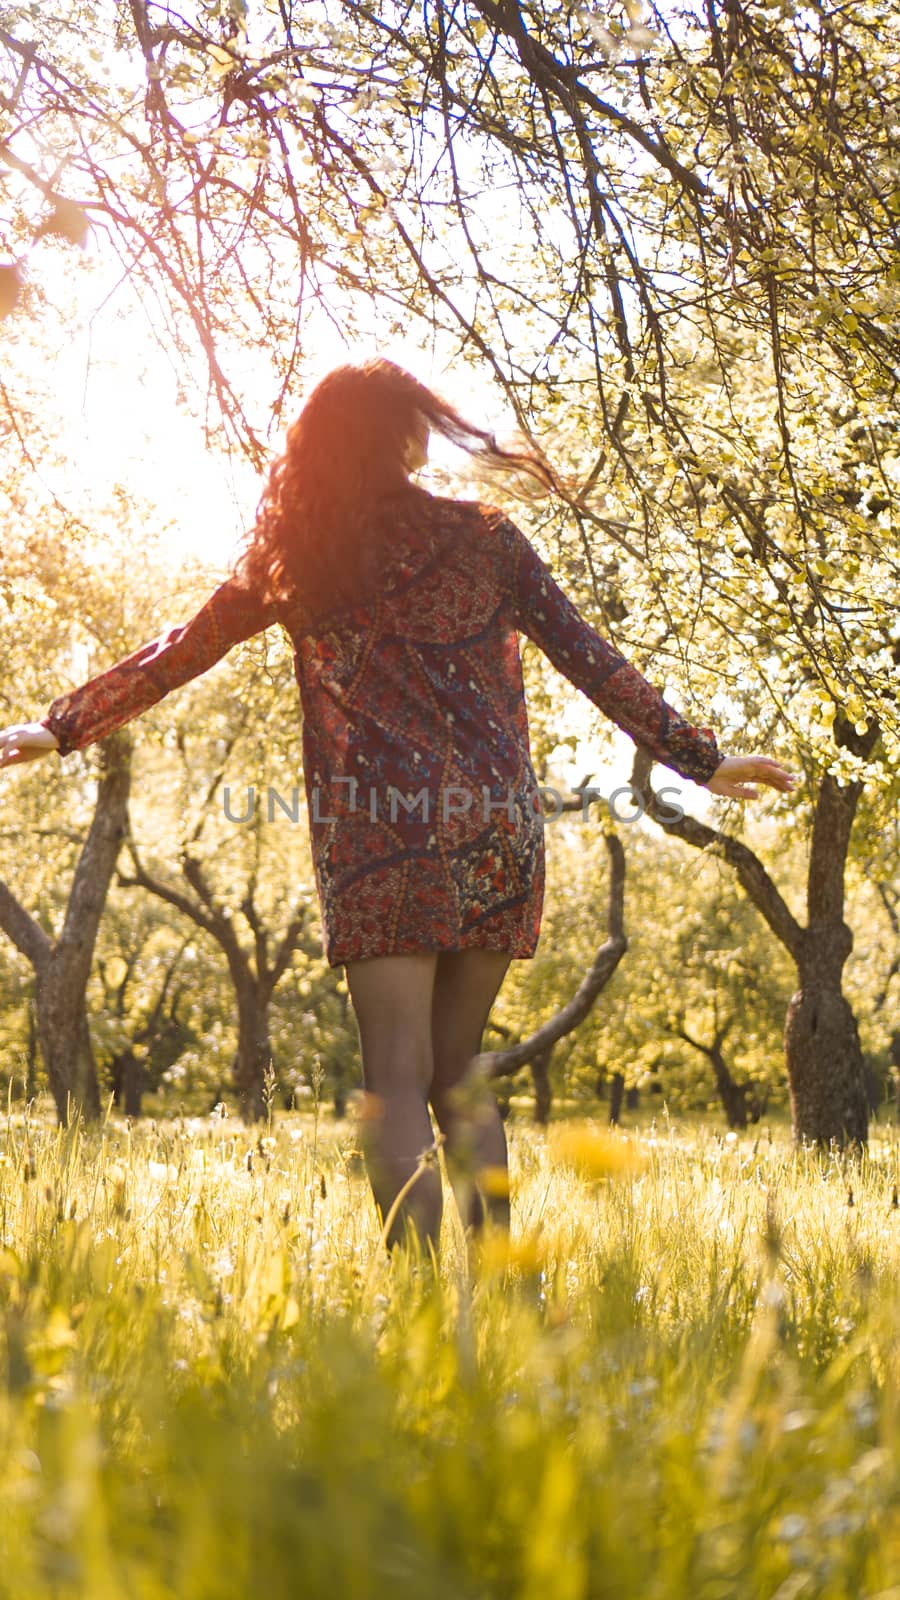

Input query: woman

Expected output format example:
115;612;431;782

0;359;796;1250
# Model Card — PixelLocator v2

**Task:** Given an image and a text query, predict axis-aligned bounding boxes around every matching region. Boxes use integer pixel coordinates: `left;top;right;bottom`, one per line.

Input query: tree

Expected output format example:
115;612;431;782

94;912;196;1116
477;828;628;1125
119;818;316;1121
4;1;899;1142
114;636;324;1122
496;794;792;1123
0;730;131;1122
633;741;876;1144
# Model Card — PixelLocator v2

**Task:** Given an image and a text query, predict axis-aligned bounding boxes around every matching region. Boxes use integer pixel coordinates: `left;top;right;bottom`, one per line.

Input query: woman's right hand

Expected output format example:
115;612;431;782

0;723;59;768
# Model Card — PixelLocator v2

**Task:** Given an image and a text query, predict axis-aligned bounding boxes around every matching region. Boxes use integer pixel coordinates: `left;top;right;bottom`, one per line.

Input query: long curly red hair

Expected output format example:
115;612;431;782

236;359;555;625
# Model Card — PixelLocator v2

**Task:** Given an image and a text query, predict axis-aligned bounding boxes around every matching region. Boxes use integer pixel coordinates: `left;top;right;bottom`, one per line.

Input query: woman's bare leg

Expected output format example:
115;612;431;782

344;952;441;1251
429;949;512;1232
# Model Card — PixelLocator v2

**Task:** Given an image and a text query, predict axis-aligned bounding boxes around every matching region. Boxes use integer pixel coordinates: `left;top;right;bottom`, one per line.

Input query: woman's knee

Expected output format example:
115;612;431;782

430;1064;498;1136
429;1036;475;1101
358;1028;433;1095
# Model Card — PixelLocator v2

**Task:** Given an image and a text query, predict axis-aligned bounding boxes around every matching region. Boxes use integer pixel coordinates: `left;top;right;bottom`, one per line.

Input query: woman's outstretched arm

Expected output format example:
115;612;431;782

0;575;279;768
500;515;796;796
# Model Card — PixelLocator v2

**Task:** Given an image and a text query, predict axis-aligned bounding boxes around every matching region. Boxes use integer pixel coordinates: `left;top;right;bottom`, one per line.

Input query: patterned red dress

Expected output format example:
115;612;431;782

42;493;722;966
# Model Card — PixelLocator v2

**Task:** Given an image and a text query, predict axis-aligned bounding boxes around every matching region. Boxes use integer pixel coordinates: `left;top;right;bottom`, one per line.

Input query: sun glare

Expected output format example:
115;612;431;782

11;232;506;574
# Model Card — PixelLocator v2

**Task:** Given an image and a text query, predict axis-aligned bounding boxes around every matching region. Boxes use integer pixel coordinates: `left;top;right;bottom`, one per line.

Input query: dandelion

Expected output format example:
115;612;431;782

475;1229;545;1280
479;1164;510;1199
550;1123;646;1181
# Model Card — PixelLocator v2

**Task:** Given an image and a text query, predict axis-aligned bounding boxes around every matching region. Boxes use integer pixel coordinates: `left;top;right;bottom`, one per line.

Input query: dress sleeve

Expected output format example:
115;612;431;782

500;516;724;785
42;575;280;757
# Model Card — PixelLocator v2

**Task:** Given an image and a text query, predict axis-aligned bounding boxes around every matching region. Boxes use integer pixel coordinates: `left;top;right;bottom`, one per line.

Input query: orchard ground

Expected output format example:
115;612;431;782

2;1101;900;1597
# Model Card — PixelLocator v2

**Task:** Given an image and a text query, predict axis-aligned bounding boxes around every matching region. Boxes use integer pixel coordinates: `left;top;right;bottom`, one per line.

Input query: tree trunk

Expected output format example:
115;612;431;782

608;1071;625;1125
123;1053;143;1117
709;1043;749;1130
634;718;877;1150
25;998;39;1100
232;979;273;1123
0;732;131;1125
35;991;101;1123
531;1045;553;1125
111;1049;144;1117
783;744;873;1146
784;931;869;1146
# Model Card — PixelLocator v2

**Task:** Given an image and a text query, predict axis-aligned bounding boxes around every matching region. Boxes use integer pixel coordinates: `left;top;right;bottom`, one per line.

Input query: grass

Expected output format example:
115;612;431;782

2;1101;900;1598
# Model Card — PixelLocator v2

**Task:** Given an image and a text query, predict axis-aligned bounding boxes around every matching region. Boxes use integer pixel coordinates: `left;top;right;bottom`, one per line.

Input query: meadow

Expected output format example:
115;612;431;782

2;1098;900;1600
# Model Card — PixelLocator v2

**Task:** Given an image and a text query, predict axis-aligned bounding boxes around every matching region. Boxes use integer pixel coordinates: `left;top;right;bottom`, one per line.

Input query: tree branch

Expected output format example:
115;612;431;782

475;830;627;1079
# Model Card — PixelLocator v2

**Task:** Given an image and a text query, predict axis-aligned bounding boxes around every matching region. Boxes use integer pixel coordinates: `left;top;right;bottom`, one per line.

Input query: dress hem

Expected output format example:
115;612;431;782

327;935;538;968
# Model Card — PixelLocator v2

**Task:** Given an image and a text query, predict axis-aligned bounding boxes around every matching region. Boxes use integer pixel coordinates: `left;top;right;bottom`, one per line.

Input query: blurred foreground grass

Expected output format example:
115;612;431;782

3;1104;900;1598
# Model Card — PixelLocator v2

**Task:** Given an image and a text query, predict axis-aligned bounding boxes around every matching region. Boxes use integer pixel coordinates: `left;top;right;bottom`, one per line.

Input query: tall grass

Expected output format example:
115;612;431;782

2;1103;900;1598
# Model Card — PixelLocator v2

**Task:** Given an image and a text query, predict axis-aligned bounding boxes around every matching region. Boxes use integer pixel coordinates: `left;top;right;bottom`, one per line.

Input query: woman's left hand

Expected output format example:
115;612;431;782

706;755;798;800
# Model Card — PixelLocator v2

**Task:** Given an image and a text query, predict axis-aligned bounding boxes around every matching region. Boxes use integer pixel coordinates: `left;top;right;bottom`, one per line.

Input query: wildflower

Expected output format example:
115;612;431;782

550;1123;646;1181
475;1230;545;1280
479;1164;510;1199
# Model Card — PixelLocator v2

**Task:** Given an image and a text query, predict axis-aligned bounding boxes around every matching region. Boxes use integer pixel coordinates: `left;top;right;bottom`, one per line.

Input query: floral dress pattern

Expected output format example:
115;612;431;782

42;494;722;966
